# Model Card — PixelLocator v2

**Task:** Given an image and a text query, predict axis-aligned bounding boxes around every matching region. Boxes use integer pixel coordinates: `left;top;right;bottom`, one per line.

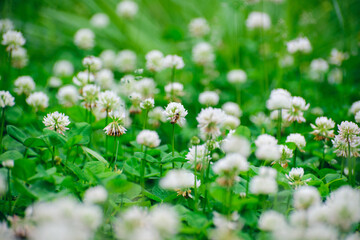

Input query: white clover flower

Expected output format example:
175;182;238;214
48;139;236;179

57;85;79;107
223;115;240;130
337;121;360;143
128;92;142;114
140;98;154;110
326;186;360;231
48;77;62;88
116;0;138;19
84;186;108;204
74;28;95;50
150;205;179;238
285;96;310;123
164;102;188;126
14;75;35;95
164;82;184;99
0;91;15;108
332;134;360;158
192;42;215;66
99;49;116;69
2;159;14;168
259;166;277;178
199;91;219;106
310;58;329;73
0;222;15;240
346;233;360;240
2;30;25;51
196;107;226;139
213;153;249;175
145;50;164;72
43;111;70;135
286;167;311;188
163;55;185;69
250;174;278;195
115;50;136;72
279;55;294;67
136;130;160;148
186;144;208;167
148;106;166;126
256;144;281;162
289;210;308;227
0;19;14;32
189;18;210;38
286;37;312;54
82;56;102;72
355;112;360;123
250;112;271;127
73;71;95;87
328;68;343;84
255;134;277;147
304;224;338;240
270;109;291;127
53;60;74;77
246;12;271;30
97;90;121;112
266;88;292;110
81;84;100;109
222;102;242;118
227;69;247;84
26;92;49;111
329;48;348;66
286;133;306;149
258;211;286;231
277;144;293;167
210;212;241;239
90;13;109;28
104;110;127;136
11;47;28;68
350;100;360;115
95;69;114;90
310;116;335;140
135;77;158;98
293;186;321;210
160;169;199;191
221;135;251;157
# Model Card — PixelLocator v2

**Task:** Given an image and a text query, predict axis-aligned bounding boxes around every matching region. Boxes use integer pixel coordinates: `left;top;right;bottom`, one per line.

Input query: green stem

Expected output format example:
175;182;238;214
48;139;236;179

171;66;175;101
227;186;233;216
7;168;11;215
143;109;148;130
141;146;147;189
321;140;326;169
203;156;211;213
112;135;117;168
246;171;249;197
105;110;109;155
293;148;297;168
52;145;56;167
0;108;5;153
236;85;241;107
347;139;353;187
340;157;345;178
277;110;282;141
172;123;175;168
194;145;198;211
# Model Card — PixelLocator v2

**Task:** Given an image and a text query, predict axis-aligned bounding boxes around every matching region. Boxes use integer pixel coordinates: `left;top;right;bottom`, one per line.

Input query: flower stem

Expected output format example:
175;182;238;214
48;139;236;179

293;148;297;168
143;109;148;130
172;123;175;168
0;108;5;153
277;109;282;141
112;135;117;168
52;145;56;167
105;110;109;155
340;157;345;178
203;155;211;213
171;66;175;101
141;146;147;190
7;168;11;215
321;140;326;168
246;170;250;197
236;85;241;107
347;139;353;186
194;145;198;211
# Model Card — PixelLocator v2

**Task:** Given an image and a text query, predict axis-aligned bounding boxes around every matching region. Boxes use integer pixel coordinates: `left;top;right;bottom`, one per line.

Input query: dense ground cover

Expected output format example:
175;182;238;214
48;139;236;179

0;0;360;239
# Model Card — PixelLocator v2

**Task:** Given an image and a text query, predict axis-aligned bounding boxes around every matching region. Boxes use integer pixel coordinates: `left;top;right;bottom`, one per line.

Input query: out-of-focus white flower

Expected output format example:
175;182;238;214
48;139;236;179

329;48;348;66
186;144;208;168
310;58;329;73
256;144;281;162
0;222;15;240
148;107;166;127
115;50;136;73
328;68;343;85
227;69;247;84
192;42;215;66
136;130;161;148
104;110;127;136
150;205;179;238
222;102;242;118
279;55;294;67
293;186;321;210
223;115;240;130
250;112;271;127
0;91;15;109
95;69;114;90
250;167;278;195
221;135;250;157
53;60;74;77
84;186;108;204
82;56;102;72
277;144;293;167
246;12;271;30
259;211;286;231
286;167;311;188
74;28;95;50
189;18;210;38
2;159;14;168
2;30;25;51
90;13;109;28
43;111;70;135
135;77;158;98
140;98;154;110
145;50;164;72
97;90;121;112
99;50;116;69
0;19;14;32
128;92;142;114
286;37;312;54
197;107;226;139
164;102;188;126
165;82;184;100
73;71;95;87
213;153;249;176
11;47;28;68
160;169;199;192
48;77;62;88
266;88;292;110
286;133;306;149
355;112;360;124
163;55;185;69
116;0;138;19
350;101;360;115
81;84;100;109
310;116;335;140
14;76;35;95
255;134;277;147
285;96;310;123
57;85;79;107
26;92;49;111
199;91;219;106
